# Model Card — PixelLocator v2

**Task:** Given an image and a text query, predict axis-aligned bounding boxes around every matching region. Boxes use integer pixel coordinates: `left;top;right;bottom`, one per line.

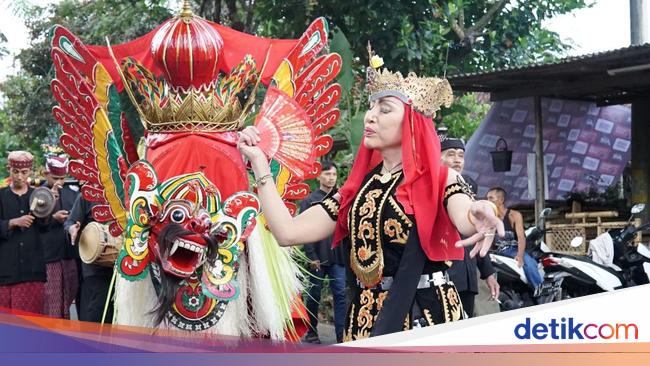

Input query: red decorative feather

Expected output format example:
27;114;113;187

285;18;329;73
92;205;115;222
283;183;311;200
306;84;342;120
68;161;100;185
313;109;340;135
81;185;105;203
304;162;322;180
295;54;342;106
284;202;298;216
314;135;334;157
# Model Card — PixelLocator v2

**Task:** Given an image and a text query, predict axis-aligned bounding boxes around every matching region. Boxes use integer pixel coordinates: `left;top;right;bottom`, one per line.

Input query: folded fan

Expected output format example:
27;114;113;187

254;87;315;179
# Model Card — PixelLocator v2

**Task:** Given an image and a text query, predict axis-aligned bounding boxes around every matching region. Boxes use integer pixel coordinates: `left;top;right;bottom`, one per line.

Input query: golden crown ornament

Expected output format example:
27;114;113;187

365;44;453;118
115;1;259;134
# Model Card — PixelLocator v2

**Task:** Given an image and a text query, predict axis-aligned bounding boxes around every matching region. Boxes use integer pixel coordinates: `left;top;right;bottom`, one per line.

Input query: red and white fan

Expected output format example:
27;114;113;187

254;87;315;179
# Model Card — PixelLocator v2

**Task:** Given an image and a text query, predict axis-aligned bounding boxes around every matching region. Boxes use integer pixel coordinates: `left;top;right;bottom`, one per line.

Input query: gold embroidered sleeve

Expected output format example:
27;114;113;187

443;175;476;208
318;197;340;221
313;189;340;221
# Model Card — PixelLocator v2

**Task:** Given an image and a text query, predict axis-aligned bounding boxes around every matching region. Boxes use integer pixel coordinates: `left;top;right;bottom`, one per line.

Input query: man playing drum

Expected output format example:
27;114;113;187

64;194;115;322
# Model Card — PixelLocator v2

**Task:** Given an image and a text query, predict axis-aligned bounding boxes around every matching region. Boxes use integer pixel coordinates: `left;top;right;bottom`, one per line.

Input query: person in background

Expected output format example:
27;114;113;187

64;193;114;323
300;161;347;344
439;134;499;317
487;187;543;294
0;151;52;313
41;155;79;318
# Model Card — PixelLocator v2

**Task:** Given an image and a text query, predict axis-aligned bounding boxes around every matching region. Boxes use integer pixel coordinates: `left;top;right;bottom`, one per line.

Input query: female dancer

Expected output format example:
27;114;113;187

238;58;503;341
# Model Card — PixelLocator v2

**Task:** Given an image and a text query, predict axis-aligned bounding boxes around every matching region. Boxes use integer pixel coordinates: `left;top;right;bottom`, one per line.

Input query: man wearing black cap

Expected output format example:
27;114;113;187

439;132;499;317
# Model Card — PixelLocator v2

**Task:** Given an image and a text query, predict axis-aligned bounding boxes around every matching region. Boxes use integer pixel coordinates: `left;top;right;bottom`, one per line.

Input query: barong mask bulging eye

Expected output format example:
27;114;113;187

119;161;223;280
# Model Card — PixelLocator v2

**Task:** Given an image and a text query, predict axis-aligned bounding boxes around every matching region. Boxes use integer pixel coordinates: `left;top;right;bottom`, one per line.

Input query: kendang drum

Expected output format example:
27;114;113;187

78;222;124;267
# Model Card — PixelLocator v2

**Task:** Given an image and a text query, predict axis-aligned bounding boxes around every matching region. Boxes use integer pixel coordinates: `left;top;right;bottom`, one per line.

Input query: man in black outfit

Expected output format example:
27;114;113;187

439;134;499;317
301;161;347;344
41;155;79;318
0;151;52;313
64;193;114;323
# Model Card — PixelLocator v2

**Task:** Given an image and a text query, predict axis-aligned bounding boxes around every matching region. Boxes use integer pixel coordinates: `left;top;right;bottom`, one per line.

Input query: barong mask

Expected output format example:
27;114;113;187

119;160;259;303
50;0;341;333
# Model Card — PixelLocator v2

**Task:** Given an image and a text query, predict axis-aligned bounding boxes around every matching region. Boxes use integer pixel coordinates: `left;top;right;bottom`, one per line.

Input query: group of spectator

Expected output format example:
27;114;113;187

0;150;113;323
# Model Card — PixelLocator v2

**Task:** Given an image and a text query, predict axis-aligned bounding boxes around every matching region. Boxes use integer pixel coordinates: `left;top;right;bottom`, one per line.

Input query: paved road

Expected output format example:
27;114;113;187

315;322;337;344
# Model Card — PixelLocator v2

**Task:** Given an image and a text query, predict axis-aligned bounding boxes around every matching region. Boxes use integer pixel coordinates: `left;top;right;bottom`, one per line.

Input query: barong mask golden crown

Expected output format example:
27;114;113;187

365;44;453;118
115;1;260;133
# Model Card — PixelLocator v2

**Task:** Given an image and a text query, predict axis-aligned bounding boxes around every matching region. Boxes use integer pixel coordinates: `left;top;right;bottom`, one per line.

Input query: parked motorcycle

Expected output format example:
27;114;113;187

541;203;650;299
490;208;564;311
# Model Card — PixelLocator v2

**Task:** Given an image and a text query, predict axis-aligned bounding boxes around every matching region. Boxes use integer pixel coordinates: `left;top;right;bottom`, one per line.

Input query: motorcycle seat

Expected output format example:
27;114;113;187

551;253;625;280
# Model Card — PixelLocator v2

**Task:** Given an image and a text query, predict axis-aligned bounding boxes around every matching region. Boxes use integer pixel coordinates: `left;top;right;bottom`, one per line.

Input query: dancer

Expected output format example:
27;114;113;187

238;50;504;340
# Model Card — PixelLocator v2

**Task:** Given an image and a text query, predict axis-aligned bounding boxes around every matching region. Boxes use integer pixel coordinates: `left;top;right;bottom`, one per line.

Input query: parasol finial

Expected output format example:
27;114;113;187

180;0;193;19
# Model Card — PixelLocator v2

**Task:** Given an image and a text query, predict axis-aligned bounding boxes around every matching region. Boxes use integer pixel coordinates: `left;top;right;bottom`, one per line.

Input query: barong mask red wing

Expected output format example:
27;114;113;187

49;0;341;333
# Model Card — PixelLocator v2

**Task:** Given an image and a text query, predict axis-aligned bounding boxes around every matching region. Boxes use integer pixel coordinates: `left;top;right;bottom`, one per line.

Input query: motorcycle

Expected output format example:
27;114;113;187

541;203;650;299
490;208;564;311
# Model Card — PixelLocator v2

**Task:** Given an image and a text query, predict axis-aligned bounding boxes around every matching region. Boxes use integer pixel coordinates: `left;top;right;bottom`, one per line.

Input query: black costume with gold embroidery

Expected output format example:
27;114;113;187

320;164;464;341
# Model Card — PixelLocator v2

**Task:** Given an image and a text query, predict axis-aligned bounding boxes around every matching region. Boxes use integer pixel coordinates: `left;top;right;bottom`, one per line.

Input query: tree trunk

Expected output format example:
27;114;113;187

214;0;222;23
244;0;256;33
225;0;243;30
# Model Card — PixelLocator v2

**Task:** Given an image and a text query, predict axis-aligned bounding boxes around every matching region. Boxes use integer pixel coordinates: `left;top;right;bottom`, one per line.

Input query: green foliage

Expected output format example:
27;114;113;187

330;26;354;97
0;32;7;59
439;93;491;140
0;0;171;170
254;0;590;148
0;110;20;179
0;0;591;172
0;74;53;149
255;0;590;76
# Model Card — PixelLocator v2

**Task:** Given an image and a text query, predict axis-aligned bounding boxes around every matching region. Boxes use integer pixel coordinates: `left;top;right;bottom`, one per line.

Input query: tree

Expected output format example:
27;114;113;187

252;1;590;151
440;93;491;140
193;0;258;33
0;0;171;167
254;0;590;75
0;31;7;59
1;0;591;170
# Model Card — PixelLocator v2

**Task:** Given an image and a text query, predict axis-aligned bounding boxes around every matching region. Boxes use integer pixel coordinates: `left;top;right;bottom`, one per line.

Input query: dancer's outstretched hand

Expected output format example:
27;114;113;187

455;200;505;258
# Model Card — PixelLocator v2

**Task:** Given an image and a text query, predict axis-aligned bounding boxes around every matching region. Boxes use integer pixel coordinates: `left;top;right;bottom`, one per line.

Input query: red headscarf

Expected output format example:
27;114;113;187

333;104;463;261
45;156;69;176
7;151;34;169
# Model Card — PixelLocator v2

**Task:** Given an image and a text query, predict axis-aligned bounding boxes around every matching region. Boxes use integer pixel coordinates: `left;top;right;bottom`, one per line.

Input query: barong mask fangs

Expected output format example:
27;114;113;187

365;44;454;118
